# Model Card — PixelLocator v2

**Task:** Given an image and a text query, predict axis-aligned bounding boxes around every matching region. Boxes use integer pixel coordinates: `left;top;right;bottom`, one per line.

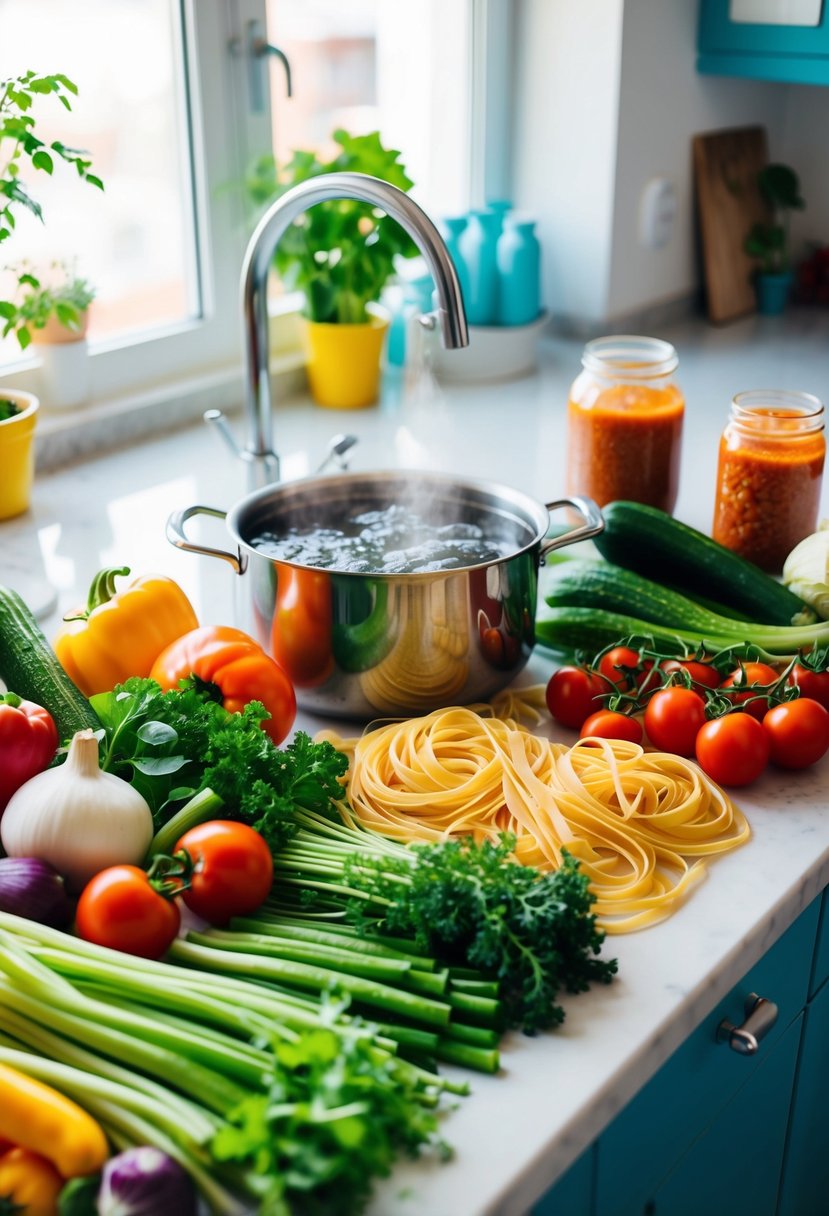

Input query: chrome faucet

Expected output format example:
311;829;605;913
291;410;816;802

209;171;469;491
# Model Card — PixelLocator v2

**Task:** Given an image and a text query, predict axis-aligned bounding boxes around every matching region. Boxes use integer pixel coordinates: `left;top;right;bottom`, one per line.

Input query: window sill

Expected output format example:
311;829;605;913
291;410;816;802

34;351;307;472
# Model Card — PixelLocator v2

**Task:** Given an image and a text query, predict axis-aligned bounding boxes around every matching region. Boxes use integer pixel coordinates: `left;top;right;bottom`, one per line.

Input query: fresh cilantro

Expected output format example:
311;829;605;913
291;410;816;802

90;678;348;850
344;836;617;1035
212;1027;449;1216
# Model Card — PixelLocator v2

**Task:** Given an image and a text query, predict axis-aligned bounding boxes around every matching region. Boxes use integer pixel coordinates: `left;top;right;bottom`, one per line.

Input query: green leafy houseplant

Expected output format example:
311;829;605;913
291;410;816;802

5;259;95;348
244;128;420;324
744;163;806;274
0;71;103;356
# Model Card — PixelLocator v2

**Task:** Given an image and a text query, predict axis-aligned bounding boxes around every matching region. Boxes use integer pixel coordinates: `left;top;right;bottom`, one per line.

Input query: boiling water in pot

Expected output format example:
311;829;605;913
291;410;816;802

250;503;515;574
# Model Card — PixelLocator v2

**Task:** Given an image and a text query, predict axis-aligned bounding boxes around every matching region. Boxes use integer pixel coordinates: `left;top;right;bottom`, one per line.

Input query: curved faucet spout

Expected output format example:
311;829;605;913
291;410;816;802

240;171;469;490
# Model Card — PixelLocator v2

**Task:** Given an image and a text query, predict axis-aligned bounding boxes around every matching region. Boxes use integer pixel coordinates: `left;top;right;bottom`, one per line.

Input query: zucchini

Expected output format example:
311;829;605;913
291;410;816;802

542;561;829;654
545;560;761;635
535;606;742;659
0;586;100;742
593;501;815;627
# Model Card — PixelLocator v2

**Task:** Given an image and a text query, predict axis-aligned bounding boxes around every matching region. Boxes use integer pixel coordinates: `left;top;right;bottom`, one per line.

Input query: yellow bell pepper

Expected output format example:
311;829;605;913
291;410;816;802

0;1063;109;1179
53;567;199;697
0;1146;64;1216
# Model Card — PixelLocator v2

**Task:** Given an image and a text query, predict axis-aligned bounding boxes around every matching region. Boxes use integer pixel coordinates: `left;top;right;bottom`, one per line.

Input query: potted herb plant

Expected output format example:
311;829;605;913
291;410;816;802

744;163;806;316
6;260;97;409
244;129;420;408
0;70;102;516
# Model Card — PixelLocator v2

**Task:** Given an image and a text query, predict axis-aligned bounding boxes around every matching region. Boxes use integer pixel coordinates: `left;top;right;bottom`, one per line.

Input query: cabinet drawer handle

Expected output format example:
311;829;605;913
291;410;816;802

717;992;778;1055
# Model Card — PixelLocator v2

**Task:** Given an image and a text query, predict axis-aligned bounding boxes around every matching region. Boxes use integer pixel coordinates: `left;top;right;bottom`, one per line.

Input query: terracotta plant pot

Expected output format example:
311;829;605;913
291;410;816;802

0;390;40;520
302;312;389;409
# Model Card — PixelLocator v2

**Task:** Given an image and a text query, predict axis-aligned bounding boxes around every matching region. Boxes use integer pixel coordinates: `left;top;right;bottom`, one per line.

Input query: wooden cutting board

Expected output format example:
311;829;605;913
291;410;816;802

693;126;770;324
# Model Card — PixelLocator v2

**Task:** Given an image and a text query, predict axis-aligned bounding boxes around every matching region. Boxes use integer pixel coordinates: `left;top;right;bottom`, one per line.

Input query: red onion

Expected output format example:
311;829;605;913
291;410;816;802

0;856;72;926
97;1147;198;1216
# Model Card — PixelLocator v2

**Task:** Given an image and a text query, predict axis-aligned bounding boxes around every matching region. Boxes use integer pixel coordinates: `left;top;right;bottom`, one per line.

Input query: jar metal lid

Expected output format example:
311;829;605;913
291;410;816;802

582;335;679;380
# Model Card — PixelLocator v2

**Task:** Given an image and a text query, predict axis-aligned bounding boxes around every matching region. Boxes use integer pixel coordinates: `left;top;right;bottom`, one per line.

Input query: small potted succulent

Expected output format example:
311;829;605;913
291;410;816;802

5;260;97;409
744;163;806;316
244;129;420;408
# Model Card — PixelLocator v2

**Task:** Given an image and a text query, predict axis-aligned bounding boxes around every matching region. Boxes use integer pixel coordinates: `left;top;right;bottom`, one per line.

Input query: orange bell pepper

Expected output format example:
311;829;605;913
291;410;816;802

149;624;296;745
53;567;199;696
0;1147;64;1216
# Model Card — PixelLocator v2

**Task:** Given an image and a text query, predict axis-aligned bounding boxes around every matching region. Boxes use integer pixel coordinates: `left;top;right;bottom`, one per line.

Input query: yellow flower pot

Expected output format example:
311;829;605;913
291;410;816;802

0;390;39;521
303;313;389;409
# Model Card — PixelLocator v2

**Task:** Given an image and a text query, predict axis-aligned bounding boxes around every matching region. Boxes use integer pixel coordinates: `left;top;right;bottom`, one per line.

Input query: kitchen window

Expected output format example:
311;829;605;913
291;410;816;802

0;0;500;412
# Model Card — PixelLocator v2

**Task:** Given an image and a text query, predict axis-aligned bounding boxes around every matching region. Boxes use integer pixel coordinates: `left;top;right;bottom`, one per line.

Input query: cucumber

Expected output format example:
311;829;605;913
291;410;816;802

545;560;758;635
0;586;100;742
593;501;815;627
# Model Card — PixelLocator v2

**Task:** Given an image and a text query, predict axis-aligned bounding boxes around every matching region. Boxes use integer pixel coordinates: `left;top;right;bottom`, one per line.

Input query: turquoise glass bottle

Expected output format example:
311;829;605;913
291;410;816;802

457;209;500;325
496;217;541;326
440;216;471;311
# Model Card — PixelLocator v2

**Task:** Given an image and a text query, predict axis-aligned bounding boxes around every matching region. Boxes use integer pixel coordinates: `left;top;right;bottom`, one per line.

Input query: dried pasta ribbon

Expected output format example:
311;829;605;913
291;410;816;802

319;706;751;935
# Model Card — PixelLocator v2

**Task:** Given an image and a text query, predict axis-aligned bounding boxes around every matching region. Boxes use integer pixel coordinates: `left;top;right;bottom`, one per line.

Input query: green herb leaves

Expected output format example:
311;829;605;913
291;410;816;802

345;836;617;1035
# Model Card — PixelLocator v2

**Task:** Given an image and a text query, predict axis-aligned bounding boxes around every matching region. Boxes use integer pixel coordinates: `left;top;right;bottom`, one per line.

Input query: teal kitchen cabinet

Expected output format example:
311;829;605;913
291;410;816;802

532;893;822;1216
697;1;829;85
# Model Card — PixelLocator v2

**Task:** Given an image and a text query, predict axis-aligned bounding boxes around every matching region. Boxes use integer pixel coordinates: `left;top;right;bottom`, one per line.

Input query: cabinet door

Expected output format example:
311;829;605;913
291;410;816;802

594;899;818;1216
778;977;829;1216
697;0;829;83
531;1145;594;1216
645;1015;802;1216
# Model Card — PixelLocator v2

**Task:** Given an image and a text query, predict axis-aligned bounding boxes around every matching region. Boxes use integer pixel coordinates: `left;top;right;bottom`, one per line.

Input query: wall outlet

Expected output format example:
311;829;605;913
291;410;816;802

639;177;677;249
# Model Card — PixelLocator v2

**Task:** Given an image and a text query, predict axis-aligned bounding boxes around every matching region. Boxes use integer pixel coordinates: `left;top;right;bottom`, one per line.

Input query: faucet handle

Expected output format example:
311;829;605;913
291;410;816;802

317;433;358;474
205;409;280;485
204;409;243;459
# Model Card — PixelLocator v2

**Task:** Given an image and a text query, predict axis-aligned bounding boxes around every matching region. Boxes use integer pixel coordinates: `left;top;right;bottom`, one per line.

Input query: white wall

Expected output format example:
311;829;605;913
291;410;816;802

511;0;827;327
511;0;625;324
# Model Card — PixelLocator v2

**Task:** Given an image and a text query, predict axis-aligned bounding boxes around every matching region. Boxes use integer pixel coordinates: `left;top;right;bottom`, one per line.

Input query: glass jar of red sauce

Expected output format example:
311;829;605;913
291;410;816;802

712;390;825;573
566;336;684;512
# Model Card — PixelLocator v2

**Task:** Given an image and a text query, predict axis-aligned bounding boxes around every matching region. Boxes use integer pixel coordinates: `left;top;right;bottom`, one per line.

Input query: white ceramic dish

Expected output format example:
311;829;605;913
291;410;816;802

426;310;548;383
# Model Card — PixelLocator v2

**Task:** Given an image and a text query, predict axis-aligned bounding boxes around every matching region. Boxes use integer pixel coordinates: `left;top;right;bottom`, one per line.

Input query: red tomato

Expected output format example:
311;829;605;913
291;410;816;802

546;666;604;729
175;820;274;926
660;659;721;690
787;663;829;712
721;662;781;720
597;646;642;692
695;713;770;787
75;866;180;959
579;710;643;745
644;687;708;757
763;698;829;769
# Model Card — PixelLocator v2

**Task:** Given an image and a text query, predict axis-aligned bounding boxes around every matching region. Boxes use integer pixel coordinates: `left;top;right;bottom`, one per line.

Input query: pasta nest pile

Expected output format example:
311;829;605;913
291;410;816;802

319;699;750;933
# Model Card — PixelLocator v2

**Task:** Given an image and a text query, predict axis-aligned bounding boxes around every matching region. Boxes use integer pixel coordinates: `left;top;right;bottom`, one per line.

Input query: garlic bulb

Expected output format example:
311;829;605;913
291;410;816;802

0;729;154;891
782;521;829;621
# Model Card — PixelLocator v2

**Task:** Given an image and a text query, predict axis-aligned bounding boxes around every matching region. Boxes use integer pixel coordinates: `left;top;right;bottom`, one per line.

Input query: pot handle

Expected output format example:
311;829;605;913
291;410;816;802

539;495;604;563
165;505;247;575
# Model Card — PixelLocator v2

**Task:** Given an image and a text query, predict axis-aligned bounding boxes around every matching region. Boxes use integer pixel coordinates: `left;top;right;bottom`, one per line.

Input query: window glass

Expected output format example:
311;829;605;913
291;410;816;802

265;0;471;217
0;0;198;367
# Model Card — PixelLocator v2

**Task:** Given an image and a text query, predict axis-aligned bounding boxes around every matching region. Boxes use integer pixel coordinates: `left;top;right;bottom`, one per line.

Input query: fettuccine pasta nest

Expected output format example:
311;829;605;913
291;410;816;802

317;700;750;934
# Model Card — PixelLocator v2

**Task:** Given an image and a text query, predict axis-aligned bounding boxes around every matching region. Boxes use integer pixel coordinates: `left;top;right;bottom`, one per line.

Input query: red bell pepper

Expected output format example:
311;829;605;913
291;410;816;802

0;693;59;813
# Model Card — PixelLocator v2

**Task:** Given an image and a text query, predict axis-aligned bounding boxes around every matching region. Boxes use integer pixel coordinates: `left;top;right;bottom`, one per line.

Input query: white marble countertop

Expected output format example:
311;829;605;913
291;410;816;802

3;309;829;1216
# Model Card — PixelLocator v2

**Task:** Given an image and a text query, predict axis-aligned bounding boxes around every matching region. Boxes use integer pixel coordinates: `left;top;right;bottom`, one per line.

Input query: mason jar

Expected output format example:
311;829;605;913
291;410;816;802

712;390;825;573
566;336;684;512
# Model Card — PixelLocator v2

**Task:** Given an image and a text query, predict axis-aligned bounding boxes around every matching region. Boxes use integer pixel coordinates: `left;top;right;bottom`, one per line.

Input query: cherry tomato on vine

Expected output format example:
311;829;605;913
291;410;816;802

787;663;829;712
175;820;274;926
660;658;721;690
721;662;781;720
579;710;643;745
75;866;180;959
597;646;642;692
695;713;770;787
644;687;708;757
763;698;829;770
545;666;604;729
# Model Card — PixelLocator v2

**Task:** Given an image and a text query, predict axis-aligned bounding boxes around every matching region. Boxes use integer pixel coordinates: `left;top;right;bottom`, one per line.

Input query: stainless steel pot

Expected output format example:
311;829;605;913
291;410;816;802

166;470;602;719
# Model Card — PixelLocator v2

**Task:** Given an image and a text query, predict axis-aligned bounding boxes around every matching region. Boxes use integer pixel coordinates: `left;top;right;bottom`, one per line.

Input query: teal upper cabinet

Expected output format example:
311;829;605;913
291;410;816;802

697;0;829;84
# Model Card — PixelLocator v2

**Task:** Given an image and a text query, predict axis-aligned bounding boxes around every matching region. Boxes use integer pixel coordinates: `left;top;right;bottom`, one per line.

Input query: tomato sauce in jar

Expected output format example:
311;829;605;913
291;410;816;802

566;337;684;512
712;390;825;573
